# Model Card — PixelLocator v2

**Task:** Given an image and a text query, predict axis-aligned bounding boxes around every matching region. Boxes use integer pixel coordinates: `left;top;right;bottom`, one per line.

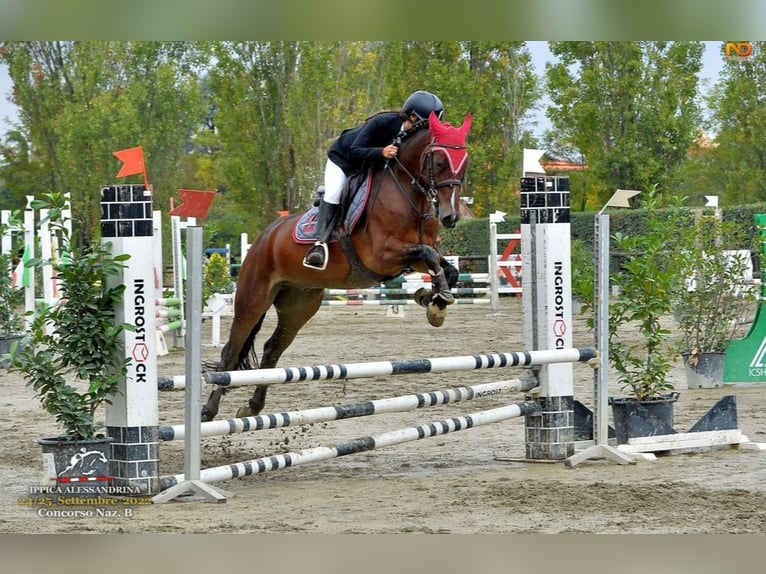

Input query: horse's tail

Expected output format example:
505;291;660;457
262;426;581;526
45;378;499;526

237;316;264;370
202;315;265;372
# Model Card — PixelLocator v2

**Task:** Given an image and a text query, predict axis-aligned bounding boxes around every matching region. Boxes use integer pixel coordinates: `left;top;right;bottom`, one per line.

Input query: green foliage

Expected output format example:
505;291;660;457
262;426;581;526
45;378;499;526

198;41;540;236
5;40;766;251
570;238;595;314
545;41;704;206
608;186;688;401
671;216;756;353
707;42;766;204
1;41;210;242
0;211;25;337
439;217;522;263
9;193;131;440
203;252;232;305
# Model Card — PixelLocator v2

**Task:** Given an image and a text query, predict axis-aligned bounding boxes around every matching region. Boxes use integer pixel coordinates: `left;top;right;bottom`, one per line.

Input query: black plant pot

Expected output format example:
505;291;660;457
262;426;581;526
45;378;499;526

38;436;113;484
609;392;680;445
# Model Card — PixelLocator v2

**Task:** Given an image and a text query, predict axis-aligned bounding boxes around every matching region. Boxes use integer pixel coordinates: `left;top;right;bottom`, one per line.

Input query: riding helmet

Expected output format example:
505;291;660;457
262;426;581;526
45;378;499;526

403;91;445;121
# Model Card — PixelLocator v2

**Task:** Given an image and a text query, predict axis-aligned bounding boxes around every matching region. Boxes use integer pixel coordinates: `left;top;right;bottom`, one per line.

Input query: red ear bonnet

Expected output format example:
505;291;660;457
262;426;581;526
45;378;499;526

429;112;472;175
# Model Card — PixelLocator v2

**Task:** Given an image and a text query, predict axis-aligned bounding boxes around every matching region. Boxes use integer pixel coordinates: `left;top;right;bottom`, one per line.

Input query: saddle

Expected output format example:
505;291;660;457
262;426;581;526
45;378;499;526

292;170;373;244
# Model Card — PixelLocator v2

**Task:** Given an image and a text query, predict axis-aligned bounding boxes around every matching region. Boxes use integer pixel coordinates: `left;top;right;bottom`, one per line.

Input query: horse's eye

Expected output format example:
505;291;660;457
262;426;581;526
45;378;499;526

433;158;450;175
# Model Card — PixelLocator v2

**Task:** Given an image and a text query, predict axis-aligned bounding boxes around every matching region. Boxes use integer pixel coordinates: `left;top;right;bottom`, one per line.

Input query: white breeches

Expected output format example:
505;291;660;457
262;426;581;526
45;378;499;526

323;159;346;205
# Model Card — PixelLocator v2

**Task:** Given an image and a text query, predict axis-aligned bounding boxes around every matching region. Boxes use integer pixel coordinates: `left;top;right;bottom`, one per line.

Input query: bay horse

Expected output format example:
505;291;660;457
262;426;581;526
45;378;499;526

201;111;473;421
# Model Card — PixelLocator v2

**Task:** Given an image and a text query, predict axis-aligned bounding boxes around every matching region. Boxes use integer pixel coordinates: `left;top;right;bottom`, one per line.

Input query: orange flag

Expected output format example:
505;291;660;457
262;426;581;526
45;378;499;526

169;189;217;221
114;146;145;177
113;146;150;189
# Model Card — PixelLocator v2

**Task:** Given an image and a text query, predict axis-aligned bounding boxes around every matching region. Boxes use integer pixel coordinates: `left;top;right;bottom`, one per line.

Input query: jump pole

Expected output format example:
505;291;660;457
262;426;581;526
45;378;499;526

565;204;634;467
23;196;36;327
159;377;539;441
160;401;541;490
157;347;597;391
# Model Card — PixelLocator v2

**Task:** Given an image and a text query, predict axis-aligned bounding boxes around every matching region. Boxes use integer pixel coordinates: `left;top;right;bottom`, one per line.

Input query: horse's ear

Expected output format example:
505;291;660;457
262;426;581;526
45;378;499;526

459;114;473;137
429;110;443;128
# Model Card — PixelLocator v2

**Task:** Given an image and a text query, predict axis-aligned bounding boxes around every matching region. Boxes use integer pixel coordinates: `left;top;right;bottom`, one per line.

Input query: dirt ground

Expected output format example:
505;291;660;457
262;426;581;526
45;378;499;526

1;295;766;534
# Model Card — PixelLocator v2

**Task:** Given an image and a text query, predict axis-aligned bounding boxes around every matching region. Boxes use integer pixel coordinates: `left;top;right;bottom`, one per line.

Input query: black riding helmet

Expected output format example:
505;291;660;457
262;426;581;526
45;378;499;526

403;90;445;121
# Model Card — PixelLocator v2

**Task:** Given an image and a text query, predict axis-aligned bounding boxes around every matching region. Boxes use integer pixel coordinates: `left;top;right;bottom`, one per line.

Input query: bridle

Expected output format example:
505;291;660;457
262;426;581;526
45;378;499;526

386;123;467;223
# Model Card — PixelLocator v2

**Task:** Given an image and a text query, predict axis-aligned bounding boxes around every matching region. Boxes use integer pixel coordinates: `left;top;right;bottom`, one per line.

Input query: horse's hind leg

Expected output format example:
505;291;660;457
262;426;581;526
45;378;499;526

235;287;325;418
201;309;268;422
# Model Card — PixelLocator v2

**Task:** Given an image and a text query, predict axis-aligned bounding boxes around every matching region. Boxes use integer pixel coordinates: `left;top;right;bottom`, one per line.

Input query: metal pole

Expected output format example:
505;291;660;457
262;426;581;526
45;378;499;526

153;225;229;503
184;225;203;482
594;213;611;445
565;211;633;466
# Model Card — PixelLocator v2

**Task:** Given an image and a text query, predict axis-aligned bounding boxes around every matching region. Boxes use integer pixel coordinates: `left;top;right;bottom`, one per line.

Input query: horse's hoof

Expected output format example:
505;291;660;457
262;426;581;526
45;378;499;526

426;303;448;327
235;405;255;418
201;410;214;422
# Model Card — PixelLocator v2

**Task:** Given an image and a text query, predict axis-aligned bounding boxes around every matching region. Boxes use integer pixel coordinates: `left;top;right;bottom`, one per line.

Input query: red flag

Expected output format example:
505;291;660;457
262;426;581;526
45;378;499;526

113;146;145;178
169;189;217;221
113;146;150;189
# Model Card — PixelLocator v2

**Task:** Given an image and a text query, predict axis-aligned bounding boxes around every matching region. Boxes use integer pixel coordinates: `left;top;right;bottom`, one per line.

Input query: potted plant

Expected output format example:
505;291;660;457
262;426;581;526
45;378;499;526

202;251;233;309
9;192;131;482
0;211;26;366
607;187;686;443
672;215;756;388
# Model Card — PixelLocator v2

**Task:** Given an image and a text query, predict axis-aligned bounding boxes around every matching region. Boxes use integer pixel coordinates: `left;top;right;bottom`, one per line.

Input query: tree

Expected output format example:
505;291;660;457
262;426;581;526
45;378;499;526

545;41;703;207
706;41;766;204
2;41;542;248
377;41;539;217
0;41;210;243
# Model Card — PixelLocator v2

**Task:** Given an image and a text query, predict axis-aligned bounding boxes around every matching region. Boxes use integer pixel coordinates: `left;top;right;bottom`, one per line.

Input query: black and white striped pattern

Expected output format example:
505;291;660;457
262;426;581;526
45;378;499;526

158;377;538;441
159;401;540;490
157;347;597;391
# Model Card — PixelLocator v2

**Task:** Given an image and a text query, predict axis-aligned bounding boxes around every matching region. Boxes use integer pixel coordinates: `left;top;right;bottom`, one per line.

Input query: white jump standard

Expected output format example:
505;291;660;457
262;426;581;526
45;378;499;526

101;184;160;494
521;175;575;460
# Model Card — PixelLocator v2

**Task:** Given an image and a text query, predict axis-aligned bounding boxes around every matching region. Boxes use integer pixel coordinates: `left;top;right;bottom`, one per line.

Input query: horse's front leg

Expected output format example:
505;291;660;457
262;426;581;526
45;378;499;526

440;256;460;288
409;245;455;326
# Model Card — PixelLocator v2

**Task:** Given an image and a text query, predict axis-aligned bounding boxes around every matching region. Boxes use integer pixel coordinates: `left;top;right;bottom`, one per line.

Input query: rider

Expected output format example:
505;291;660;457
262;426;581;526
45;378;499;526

303;90;445;270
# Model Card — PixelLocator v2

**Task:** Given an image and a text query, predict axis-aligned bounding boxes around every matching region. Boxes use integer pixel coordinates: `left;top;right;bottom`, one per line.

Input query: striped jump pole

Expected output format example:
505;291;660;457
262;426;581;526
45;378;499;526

324;287;490;296
321;298;490;307
160;400;540;490
159;377;538;441
386;273;490;285
155;296;184;354
157;347;597;391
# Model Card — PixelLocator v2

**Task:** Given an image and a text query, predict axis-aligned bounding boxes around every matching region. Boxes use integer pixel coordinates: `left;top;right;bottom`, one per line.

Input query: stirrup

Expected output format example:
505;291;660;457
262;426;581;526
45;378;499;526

303;242;328;270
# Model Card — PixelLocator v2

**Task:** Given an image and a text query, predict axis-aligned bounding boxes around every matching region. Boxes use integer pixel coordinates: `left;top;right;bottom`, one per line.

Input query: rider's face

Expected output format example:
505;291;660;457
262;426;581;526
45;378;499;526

404;113;419;130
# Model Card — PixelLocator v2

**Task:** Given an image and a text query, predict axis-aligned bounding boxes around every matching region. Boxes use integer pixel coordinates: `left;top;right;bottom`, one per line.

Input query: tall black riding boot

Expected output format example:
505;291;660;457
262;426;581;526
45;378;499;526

303;199;339;270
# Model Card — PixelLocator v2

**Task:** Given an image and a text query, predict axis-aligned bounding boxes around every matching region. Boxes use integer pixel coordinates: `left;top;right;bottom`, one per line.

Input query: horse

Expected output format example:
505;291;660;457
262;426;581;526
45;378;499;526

201;111;473;421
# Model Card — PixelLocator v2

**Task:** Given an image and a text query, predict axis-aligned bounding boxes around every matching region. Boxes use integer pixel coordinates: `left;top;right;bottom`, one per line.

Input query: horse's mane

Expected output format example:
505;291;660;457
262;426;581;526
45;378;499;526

398;119;430;145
